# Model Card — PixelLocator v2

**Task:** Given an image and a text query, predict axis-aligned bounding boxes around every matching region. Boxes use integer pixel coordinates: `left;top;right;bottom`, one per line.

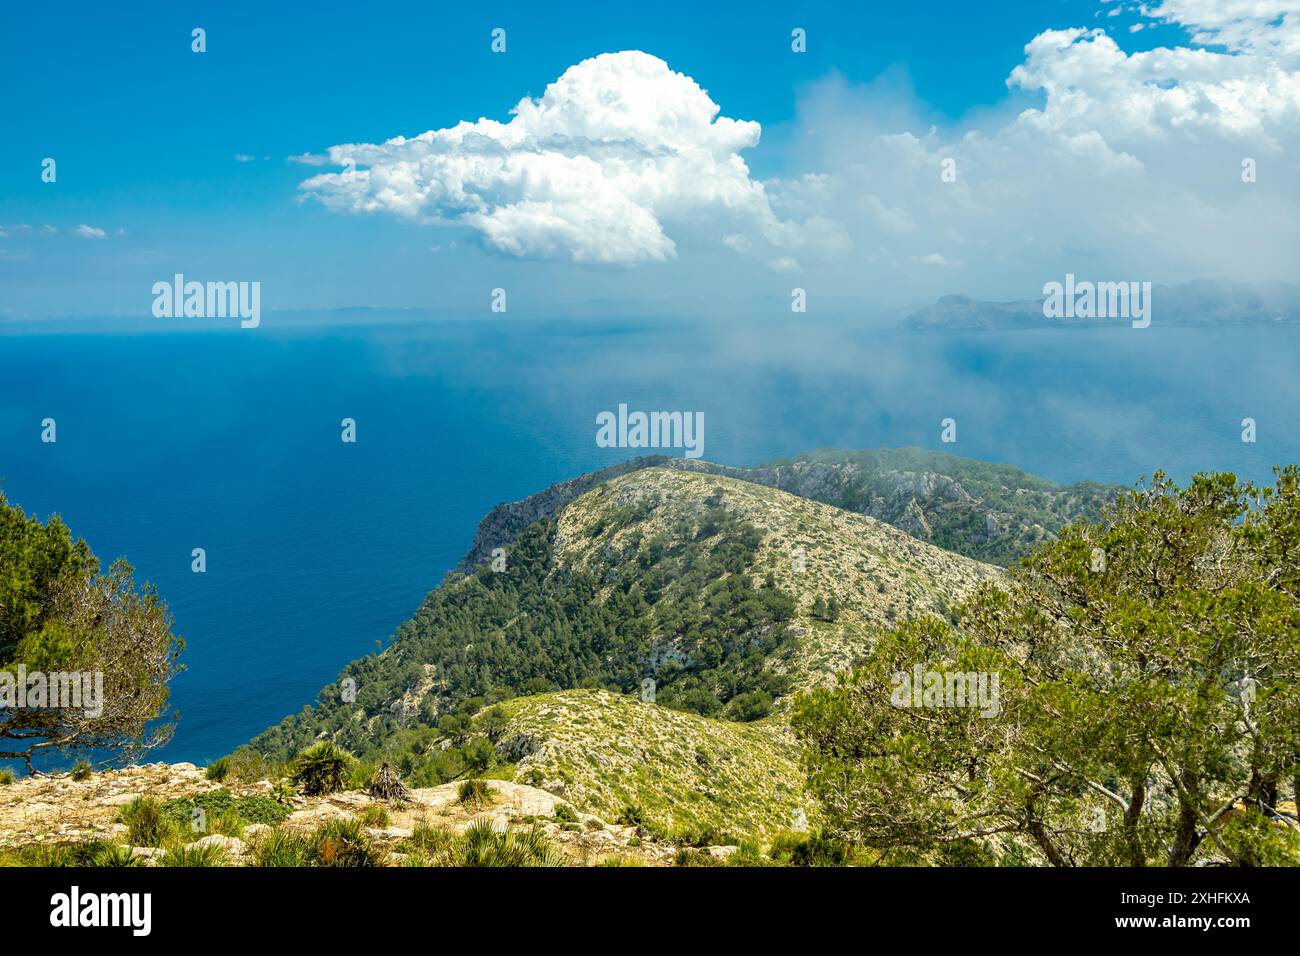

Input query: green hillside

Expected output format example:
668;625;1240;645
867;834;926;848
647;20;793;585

247;465;999;825
496;689;806;839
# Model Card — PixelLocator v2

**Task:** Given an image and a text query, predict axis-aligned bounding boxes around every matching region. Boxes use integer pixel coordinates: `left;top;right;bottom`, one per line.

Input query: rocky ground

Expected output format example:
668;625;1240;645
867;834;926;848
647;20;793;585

0;763;704;866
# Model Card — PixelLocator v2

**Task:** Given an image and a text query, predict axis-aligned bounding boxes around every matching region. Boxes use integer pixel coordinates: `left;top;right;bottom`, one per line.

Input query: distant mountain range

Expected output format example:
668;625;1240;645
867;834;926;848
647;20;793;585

899;279;1300;330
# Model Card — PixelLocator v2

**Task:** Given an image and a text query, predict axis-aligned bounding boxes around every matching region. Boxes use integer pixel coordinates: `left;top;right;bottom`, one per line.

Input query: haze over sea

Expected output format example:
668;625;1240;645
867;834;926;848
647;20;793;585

2;316;1297;764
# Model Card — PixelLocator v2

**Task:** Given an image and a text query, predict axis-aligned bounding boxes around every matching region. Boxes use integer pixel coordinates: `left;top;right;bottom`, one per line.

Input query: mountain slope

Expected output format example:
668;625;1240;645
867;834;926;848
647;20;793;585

554;465;998;684
701;448;1118;566
497;689;806;839
247;465;1000;815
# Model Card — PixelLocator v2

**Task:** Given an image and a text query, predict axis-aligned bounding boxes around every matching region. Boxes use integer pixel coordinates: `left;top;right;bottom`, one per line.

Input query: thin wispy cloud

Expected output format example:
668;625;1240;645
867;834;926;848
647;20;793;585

287;152;330;166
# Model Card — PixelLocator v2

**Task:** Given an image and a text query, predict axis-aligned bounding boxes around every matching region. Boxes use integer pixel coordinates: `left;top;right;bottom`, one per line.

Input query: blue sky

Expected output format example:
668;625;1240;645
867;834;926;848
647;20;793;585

2;0;1295;321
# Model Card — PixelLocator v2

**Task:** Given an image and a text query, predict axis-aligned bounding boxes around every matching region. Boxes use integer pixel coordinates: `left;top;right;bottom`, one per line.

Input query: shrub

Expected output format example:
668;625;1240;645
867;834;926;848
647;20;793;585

220;747;271;783
360;805;390;828
460;738;496;775
1;839;123;867
311;818;387;867
161;843;226;867
347;761;376;791
0;769;13;786
367;763;410;803
70;760;92;782
233;795;291;825
249;828;314;868
271;779;296;804
616;804;645;828
553;803;578;823
402;824;457;861
721;690;773;722
118;797;178;847
521;768;545;788
767;830;849;867
455;820;566;867
205;757;230;782
473;705;509;744
291;741;353;797
89;844;140;867
160;789;291;834
457;778;493;809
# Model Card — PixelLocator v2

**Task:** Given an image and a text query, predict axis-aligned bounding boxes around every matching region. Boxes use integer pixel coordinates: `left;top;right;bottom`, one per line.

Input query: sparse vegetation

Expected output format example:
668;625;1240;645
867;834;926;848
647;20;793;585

160;788;291;832
755;448;1119;566
0;839;132;868
497;690;807;838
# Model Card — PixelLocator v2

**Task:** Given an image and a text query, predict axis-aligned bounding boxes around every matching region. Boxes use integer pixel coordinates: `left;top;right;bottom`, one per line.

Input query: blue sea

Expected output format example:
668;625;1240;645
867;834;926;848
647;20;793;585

2;316;1298;765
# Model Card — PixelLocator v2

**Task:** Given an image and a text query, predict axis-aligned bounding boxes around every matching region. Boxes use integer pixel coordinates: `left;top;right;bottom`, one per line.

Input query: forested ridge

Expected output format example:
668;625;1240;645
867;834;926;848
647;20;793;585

250;494;798;778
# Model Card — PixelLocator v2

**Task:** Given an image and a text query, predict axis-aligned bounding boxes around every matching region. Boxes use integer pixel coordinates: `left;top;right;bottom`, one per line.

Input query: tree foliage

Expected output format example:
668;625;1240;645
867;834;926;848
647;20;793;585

793;469;1300;866
0;492;183;772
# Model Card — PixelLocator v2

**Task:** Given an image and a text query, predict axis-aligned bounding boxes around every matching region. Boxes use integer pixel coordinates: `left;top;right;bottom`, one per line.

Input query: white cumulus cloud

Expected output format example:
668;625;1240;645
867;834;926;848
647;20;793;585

297;51;809;265
757;0;1300;302
1148;0;1300;55
1008;22;1300;150
292;8;1299;300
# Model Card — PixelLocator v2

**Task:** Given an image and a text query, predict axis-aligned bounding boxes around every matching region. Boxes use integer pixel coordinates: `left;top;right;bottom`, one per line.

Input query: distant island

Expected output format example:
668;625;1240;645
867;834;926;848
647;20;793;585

899;278;1300;330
